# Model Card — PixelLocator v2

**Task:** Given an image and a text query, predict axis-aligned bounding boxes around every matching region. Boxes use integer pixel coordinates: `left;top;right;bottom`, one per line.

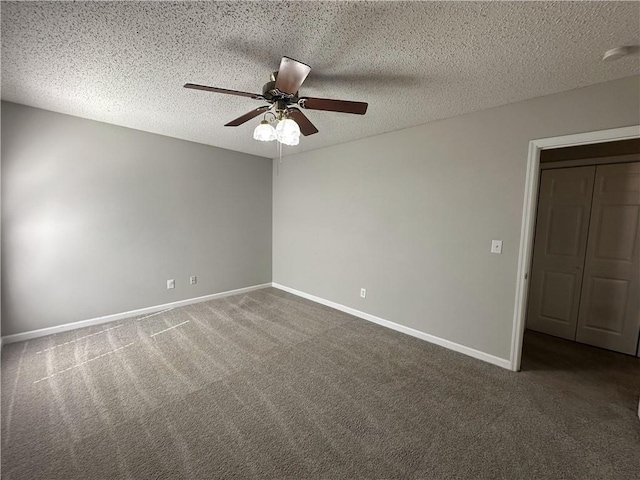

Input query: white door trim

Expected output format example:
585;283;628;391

510;125;640;371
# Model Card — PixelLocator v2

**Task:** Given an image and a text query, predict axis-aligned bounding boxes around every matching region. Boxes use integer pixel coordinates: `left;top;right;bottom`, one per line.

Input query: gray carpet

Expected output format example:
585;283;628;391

1;287;639;479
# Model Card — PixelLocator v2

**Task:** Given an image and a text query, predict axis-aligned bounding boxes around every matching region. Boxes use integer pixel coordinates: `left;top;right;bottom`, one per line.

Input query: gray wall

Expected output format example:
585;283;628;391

1;102;272;336
273;76;640;361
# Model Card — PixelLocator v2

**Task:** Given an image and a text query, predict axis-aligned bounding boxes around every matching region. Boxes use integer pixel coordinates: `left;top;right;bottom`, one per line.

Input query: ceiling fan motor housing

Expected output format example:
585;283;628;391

262;80;299;105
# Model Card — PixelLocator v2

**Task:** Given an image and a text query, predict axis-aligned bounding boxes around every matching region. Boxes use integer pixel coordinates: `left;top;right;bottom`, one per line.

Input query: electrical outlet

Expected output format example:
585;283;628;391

190;276;197;285
491;240;503;254
360;288;367;298
167;279;175;289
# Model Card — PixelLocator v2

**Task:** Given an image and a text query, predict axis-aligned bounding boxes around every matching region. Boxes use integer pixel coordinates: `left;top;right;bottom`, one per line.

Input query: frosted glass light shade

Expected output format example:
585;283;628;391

276;118;300;138
253;121;277;141
276;118;300;146
279;134;300;146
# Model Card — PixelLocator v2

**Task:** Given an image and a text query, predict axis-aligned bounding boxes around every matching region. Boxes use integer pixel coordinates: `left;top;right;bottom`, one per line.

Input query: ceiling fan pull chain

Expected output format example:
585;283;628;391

277;140;282;176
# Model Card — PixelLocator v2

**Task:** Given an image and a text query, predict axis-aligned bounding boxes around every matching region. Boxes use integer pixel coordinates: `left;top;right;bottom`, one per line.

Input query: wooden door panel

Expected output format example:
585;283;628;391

593;205;639;262
576;162;640;355
550;174;593;196
527;166;595;339
581;276;628;333
545;205;587;256
539;271;577;320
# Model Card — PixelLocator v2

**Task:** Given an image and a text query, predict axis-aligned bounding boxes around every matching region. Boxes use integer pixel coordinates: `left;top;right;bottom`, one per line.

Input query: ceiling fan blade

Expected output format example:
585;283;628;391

299;97;368;115
184;83;263;100
287;108;319;136
274;57;311;96
224;106;271;127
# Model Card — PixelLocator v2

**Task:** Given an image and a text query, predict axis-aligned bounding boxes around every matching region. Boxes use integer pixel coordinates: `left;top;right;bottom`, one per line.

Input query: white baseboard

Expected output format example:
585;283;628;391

1;283;272;345
3;281;512;371
272;283;512;370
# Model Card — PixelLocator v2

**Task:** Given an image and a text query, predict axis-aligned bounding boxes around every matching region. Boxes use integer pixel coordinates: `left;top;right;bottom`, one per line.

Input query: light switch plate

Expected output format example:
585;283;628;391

491;240;503;254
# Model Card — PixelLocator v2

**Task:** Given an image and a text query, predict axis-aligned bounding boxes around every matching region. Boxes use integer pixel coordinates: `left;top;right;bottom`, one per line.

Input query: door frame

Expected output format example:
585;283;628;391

509;125;640;371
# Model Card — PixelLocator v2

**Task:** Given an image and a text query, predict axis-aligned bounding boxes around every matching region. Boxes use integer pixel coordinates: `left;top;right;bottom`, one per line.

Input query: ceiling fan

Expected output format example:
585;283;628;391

184;56;368;145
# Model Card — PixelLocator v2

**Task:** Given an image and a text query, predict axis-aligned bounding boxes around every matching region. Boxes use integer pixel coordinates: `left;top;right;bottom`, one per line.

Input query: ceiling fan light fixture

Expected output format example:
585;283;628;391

279;133;300;146
253;120;277;141
275;118;300;145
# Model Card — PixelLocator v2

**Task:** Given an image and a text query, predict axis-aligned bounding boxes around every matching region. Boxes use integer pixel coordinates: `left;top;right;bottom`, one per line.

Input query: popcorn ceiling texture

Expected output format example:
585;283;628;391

2;1;639;158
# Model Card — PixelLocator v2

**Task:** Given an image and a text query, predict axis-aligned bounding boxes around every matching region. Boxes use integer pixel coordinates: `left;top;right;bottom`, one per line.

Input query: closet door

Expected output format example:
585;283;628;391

527;166;595;339
575;162;640;355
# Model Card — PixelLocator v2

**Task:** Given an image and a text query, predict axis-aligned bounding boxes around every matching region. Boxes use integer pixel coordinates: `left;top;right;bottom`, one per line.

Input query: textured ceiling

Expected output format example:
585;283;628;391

2;1;639;159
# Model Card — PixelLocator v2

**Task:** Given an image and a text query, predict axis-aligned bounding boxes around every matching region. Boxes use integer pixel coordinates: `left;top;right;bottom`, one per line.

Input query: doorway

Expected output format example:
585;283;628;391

527;160;640;355
510;126;640;371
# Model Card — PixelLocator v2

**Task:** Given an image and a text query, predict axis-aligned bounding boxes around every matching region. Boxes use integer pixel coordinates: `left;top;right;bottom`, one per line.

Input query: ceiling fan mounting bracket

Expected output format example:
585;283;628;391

274;89;295;99
262;80;298;104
